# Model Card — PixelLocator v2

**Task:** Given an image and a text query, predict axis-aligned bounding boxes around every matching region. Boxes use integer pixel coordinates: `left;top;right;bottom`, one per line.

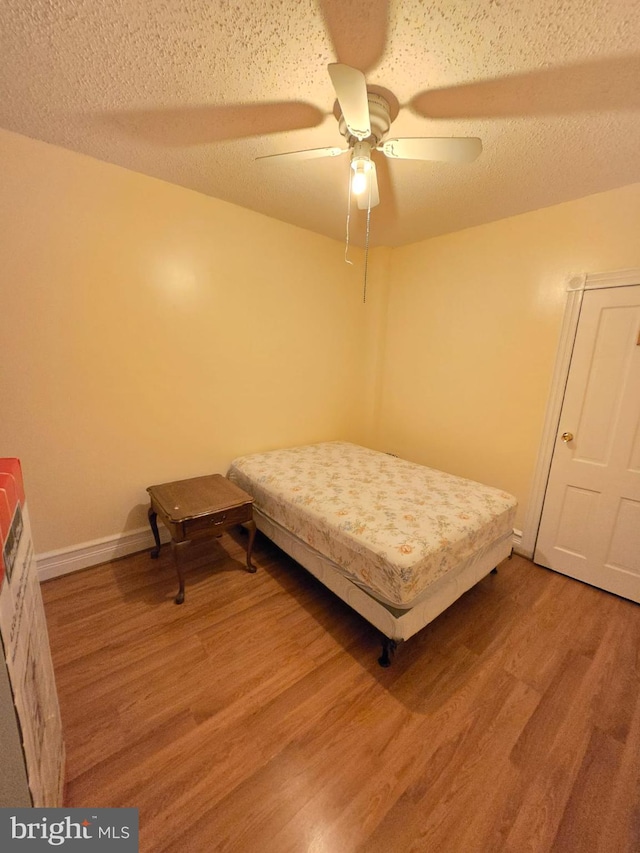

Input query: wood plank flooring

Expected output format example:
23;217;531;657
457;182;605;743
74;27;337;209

41;530;640;852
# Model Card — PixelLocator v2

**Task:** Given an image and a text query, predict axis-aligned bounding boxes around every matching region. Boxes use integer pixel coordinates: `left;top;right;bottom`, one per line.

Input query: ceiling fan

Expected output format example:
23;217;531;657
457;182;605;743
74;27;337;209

257;63;482;210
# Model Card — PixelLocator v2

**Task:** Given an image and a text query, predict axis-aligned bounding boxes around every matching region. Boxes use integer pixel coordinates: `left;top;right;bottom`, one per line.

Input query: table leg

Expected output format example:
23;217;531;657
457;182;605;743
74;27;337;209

148;506;161;558
171;539;189;604
245;519;257;573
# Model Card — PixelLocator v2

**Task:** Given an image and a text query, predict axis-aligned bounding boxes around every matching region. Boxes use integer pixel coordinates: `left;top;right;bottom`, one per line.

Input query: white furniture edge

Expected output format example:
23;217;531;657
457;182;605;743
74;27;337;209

521;266;640;560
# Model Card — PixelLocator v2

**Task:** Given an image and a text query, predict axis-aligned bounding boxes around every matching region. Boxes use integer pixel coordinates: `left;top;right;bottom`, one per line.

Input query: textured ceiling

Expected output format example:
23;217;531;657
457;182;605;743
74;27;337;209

1;0;639;247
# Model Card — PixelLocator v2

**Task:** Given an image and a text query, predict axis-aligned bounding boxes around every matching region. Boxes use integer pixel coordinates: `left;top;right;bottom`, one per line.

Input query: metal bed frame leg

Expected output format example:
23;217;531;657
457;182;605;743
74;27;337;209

378;637;398;668
491;547;514;575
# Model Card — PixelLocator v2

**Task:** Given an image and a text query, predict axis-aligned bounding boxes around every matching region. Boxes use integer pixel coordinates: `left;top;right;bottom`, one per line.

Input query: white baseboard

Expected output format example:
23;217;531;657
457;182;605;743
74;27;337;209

37;525;528;583
36;525;171;582
512;528;527;557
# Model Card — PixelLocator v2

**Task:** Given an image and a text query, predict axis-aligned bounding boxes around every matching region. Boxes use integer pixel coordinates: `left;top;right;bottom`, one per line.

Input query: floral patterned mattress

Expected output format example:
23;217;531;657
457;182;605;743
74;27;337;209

228;442;517;608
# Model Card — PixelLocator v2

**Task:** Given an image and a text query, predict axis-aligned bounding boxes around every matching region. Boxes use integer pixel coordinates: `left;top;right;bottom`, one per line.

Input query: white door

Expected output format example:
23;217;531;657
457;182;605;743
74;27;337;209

534;284;640;602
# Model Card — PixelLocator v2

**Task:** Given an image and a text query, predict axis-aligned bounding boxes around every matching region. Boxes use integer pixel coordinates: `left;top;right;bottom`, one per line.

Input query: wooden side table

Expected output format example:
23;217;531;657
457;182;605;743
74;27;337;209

147;474;256;604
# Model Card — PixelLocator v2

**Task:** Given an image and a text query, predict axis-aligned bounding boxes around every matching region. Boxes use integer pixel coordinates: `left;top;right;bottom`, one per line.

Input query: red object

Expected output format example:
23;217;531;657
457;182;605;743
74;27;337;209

0;458;25;587
0;458;25;503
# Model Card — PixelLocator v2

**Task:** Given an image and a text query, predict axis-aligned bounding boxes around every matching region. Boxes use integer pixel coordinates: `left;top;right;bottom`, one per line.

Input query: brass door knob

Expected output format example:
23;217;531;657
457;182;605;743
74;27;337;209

561;432;574;443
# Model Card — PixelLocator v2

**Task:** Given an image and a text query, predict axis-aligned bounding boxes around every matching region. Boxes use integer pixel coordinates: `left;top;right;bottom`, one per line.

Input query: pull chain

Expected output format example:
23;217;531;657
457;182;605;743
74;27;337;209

363;177;372;303
343;166;372;301
344;179;354;265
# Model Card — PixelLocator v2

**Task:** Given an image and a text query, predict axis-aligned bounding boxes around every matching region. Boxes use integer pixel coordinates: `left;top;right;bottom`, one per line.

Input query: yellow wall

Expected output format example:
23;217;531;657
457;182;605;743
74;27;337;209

360;245;392;447
2;124;639;555
0;129;368;552
375;183;640;529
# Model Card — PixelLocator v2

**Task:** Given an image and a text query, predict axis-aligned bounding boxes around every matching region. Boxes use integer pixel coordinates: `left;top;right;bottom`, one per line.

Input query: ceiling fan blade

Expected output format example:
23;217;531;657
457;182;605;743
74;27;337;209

411;55;640;119
107;102;324;146
356;161;380;209
328;63;371;140
256;146;347;162
380;137;482;163
319;0;390;73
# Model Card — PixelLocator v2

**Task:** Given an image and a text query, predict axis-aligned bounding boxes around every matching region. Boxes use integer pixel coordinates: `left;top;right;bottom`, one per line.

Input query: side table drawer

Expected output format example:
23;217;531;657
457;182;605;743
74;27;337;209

186;502;253;535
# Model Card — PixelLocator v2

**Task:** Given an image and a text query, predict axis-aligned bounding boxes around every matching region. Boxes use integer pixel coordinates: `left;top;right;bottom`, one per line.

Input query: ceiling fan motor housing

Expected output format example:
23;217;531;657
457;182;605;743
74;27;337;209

338;92;391;148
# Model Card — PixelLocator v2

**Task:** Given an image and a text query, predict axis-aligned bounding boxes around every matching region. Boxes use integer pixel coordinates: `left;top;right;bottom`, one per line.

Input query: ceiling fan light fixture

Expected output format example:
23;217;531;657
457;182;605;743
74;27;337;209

350;141;373;195
351;159;371;195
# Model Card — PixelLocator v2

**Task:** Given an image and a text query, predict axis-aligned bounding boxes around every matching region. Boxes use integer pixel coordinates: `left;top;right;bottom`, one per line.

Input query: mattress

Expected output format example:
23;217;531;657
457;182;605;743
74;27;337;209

228;442;517;609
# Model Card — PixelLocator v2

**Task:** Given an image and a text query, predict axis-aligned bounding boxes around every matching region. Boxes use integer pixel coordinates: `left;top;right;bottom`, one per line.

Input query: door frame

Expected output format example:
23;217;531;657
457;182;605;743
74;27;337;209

521;267;640;560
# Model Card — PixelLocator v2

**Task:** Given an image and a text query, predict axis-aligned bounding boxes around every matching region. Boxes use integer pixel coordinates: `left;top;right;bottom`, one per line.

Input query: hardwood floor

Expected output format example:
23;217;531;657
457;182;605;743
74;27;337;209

41;530;640;852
